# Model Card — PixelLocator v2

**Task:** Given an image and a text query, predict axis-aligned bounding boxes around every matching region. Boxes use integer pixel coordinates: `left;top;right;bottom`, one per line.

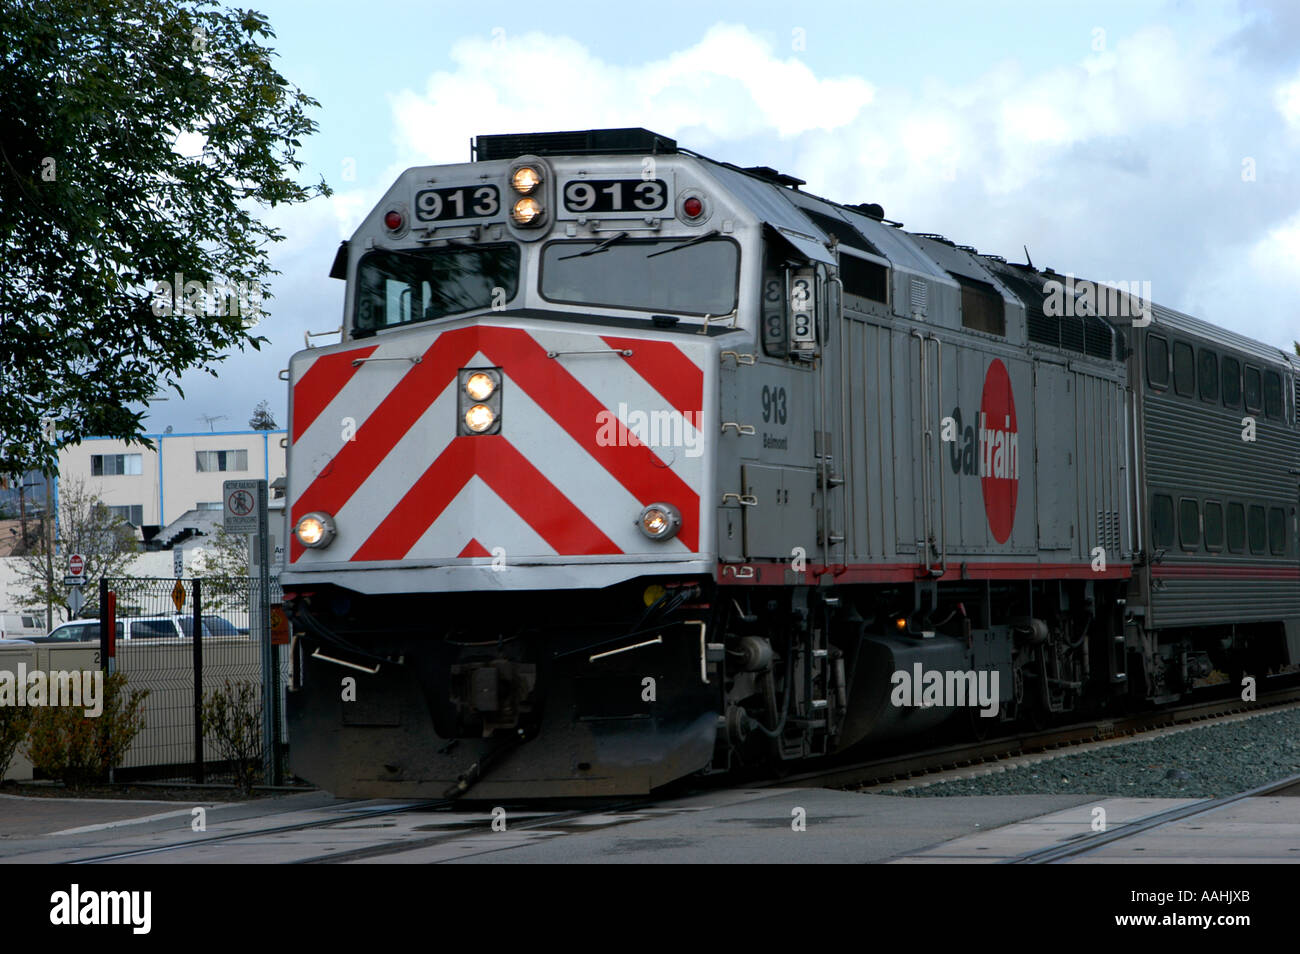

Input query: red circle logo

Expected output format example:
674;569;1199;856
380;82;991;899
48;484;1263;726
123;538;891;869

979;359;1020;544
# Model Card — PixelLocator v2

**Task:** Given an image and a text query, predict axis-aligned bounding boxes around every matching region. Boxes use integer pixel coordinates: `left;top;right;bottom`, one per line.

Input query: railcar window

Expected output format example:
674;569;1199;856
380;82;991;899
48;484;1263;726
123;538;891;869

1221;356;1241;408
1247;504;1266;554
1263;371;1282;419
1178;498;1200;549
1227;502;1245;553
1204;501;1224;551
955;275;1005;336
540;237;739;317
1197;349;1218;402
1268;507;1285;554
354;244;520;332
1172;341;1194;397
840;253;889;304
1146;335;1169;390
1151;494;1175;549
1244;365;1263;412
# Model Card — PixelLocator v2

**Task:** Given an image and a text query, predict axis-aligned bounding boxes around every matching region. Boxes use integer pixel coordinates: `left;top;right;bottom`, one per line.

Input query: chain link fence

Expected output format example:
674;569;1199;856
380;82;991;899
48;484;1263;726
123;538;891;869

98;576;288;786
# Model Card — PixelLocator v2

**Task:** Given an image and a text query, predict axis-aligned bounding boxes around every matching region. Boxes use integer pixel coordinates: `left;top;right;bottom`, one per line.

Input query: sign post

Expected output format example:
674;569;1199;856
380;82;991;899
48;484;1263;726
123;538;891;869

65;553;86;617
223;479;278;785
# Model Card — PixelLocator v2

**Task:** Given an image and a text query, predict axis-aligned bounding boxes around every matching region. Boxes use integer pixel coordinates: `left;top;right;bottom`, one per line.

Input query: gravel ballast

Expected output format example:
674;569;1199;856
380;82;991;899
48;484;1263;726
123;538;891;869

884;707;1300;798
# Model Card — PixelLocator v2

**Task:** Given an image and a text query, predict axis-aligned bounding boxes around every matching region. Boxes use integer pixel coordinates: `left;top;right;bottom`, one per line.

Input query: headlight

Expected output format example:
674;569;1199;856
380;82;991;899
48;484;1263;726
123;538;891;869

465;371;496;400
511;166;541;194
512;197;542;225
295;512;337;549
637;502;681;541
465;404;496;433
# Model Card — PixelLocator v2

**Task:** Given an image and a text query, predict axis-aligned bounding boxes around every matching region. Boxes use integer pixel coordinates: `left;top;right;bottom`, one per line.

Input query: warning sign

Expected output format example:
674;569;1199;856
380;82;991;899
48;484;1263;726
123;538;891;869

222;479;265;534
171;579;186;613
269;605;289;645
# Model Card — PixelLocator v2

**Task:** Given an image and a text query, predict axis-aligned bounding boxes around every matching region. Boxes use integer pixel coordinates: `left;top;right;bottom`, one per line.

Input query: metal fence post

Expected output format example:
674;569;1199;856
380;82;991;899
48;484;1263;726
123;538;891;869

192;579;204;784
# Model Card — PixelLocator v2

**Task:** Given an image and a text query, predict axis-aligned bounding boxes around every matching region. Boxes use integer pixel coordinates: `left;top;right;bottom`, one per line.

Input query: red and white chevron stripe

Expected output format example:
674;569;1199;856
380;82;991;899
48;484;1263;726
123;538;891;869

287;323;707;566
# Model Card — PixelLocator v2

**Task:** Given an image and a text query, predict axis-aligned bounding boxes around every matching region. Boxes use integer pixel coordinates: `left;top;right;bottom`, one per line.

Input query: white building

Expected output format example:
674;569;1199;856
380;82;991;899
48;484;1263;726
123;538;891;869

58;429;287;532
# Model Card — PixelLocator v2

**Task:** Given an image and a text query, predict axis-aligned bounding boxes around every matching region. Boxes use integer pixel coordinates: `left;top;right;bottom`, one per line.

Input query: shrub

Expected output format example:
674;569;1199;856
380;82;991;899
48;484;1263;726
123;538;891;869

202;679;263;796
0;706;31;781
24;671;148;788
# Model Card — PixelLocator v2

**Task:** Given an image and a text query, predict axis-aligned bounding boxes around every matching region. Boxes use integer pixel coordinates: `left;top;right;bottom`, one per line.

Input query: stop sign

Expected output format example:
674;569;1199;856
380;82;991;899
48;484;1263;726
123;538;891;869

69;553;85;577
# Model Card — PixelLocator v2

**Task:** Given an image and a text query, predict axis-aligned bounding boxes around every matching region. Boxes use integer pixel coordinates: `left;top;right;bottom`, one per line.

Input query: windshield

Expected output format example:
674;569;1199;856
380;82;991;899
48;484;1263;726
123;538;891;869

540;237;739;316
354;244;520;332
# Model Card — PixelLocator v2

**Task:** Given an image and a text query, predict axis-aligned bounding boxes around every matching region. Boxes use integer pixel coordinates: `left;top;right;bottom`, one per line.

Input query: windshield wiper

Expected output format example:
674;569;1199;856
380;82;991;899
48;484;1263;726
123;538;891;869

559;231;629;260
646;229;720;258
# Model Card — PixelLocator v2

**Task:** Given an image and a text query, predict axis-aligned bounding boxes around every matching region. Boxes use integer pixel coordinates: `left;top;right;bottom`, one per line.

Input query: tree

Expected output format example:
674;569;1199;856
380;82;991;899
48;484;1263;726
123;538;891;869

12;476;140;627
248;399;277;430
190;523;252;613
0;0;328;477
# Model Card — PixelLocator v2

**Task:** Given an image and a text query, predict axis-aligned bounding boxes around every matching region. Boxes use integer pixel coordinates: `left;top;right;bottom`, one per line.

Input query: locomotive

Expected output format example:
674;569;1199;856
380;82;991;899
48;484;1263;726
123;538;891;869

281;128;1300;798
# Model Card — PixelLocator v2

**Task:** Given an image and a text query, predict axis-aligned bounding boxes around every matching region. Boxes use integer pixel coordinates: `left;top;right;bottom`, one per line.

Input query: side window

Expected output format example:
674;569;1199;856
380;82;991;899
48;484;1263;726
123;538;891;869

1268;507;1285;555
1244;365;1262;412
1226;502;1245;553
1172;341;1195;397
1178;498;1200;549
1197;349;1218;403
760;262;789;359
133;620;177;639
1263;371;1282;419
1146;334;1169;390
1247;504;1266;554
1204;501;1224;551
1151;494;1175;549
1221;356;1241;408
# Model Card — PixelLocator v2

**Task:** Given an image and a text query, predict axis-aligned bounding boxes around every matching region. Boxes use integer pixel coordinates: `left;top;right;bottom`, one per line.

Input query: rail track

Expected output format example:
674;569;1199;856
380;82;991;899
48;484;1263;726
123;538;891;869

764;684;1300;792
1006;771;1300;864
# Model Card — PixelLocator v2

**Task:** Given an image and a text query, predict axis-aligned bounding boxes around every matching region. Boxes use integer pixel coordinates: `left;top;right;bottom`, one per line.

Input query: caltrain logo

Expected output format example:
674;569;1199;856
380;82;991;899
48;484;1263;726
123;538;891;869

943;359;1020;543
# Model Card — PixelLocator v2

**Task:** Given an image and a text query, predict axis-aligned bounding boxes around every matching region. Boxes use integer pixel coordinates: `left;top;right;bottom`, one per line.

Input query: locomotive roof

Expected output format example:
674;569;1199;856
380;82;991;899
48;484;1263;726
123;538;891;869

468;128;1294;371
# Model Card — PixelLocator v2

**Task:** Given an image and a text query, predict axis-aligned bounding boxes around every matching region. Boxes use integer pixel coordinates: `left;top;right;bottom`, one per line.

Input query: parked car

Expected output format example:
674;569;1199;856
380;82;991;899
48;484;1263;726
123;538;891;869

0;611;45;640
0;637;36;646
36;614;248;643
29;620;122;643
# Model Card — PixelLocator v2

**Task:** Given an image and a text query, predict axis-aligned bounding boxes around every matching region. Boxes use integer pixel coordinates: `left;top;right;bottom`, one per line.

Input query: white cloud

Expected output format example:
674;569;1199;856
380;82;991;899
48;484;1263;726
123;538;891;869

389;24;874;165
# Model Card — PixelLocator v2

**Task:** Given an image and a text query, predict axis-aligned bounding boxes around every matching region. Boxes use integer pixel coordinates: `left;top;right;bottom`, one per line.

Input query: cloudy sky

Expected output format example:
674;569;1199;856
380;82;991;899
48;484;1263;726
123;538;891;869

146;0;1300;434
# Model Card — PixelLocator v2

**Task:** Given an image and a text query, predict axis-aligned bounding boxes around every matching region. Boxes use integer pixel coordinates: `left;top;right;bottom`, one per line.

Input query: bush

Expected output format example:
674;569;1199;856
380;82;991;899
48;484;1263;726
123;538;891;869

0;706;31;781
202;679;263;796
24;671;148;788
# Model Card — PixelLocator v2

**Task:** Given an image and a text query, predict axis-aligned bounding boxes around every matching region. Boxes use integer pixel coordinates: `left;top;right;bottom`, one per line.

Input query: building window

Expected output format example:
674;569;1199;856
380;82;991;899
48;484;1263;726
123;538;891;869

1151;494;1175;549
1146;335;1169;390
195;449;249;472
1172;341;1194;397
107;504;143;526
197;502;223;511
91;453;142;476
1221;356;1241;408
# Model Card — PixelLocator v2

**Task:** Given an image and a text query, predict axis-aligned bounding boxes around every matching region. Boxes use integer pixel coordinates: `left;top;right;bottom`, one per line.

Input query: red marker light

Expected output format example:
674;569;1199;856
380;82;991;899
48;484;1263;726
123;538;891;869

384;210;403;230
682;197;704;218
